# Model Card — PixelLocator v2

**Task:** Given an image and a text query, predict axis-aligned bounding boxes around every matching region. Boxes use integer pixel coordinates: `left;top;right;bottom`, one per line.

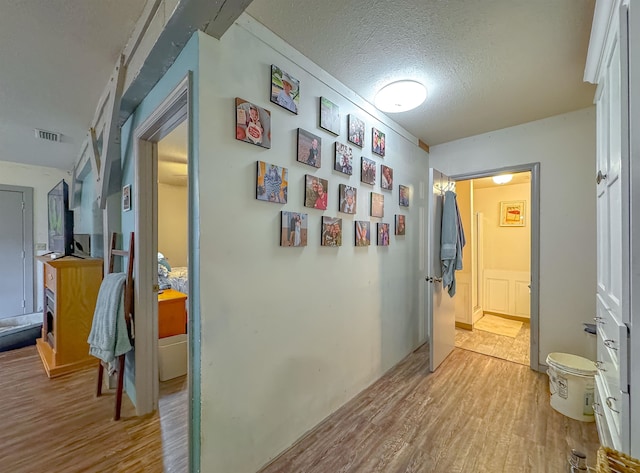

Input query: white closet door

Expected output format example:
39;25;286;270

628;0;640;459
594;4;631;453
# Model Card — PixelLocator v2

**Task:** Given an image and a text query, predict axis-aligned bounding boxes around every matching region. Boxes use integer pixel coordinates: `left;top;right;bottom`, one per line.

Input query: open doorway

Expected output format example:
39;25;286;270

132;75;194;469
156;120;189;470
453;171;532;366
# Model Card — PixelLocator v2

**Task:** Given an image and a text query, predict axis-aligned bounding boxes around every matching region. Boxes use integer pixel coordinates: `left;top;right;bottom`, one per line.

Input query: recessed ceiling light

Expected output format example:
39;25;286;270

374;80;427;113
492;174;513;185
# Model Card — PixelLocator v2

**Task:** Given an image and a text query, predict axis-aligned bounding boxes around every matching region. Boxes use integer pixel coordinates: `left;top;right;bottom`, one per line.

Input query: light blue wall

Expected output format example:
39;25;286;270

119;31;200;408
75;176;103;257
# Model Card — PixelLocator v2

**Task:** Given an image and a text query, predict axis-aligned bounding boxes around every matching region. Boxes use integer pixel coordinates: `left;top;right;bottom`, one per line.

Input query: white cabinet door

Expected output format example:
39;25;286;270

594;4;631;453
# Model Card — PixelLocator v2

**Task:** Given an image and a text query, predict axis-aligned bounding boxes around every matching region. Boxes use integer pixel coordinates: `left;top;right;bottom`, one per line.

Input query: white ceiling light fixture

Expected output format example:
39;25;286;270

374;80;427;113
492;174;513;185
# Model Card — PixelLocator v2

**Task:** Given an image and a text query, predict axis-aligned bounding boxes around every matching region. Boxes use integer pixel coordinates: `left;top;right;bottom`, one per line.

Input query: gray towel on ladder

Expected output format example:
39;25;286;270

88;272;132;374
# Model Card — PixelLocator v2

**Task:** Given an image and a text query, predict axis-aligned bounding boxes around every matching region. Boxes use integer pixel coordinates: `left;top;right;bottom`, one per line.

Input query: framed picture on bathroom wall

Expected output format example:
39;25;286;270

499;200;525;227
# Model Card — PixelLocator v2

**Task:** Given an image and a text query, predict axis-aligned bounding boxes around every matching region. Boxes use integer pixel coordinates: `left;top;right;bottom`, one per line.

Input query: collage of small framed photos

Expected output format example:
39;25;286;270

240;64;410;248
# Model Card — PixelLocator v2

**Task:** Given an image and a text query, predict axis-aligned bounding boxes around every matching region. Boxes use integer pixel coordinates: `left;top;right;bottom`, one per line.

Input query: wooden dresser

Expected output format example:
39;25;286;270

35;256;103;378
158;289;187;338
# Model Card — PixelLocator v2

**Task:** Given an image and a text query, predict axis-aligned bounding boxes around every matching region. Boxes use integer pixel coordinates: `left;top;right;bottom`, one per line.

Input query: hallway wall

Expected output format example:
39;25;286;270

196;16;429;472
430;107;596;366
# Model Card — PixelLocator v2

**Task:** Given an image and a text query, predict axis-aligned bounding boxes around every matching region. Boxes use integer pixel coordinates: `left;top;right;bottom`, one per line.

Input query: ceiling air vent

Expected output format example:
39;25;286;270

34;129;61;143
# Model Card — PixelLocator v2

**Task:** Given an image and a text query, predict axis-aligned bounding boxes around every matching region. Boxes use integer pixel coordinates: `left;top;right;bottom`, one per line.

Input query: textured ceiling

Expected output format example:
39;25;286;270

247;0;596;146
0;1;596;173
0;0;146;170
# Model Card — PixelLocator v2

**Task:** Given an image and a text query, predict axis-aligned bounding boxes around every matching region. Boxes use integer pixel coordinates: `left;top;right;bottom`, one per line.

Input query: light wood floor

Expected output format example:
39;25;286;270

0;346;187;473
456;321;530;366
259;345;600;473
2;343;598;473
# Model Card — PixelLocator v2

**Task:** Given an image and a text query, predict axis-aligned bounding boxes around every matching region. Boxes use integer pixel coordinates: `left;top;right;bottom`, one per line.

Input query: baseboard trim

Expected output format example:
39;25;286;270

483;311;530;324
455;321;473;331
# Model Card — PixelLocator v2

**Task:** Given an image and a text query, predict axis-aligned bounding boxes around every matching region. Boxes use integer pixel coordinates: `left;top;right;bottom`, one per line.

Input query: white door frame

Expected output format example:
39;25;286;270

449;163;541;371
133;73;199;416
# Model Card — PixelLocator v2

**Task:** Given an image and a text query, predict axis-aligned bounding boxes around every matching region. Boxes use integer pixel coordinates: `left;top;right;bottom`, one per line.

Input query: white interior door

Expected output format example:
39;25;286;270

594;4;630;452
427;168;456;372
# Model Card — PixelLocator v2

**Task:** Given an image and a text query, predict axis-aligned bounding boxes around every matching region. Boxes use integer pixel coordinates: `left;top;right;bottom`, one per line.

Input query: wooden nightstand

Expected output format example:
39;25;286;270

158;289;187;338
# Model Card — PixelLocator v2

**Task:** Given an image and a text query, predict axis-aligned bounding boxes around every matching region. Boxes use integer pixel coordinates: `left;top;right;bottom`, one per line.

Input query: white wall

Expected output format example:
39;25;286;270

158;182;188;267
0;160;70;311
196;17;429;473
474;183;530;272
454;180;472;324
430;107;596;365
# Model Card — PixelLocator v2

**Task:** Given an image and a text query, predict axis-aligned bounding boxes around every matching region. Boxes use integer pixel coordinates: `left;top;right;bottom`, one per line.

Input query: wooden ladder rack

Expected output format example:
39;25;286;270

96;232;135;420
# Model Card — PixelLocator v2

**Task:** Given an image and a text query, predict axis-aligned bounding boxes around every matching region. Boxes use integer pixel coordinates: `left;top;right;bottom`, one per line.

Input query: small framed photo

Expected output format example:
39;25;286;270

372;127;386;157
321;216;342;247
399;185;410;207
377;223;390;246
304;175;328;210
500;201;526;226
257;161;288;203
395;215;406;235
122;184;131;212
297;129;321;168
348;115;365;147
361;157;376;185
281;211;308;247
319;97;340;135
339;184;357;214
355;221;370;246
371;192;384;218
236;98;271;149
270;65;299;114
334;142;353;175
381;165;393;190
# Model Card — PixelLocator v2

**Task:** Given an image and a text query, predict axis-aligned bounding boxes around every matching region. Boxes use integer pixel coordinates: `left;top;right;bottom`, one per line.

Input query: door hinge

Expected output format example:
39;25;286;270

21;300;25;309
21;201;25;210
22;250;25;259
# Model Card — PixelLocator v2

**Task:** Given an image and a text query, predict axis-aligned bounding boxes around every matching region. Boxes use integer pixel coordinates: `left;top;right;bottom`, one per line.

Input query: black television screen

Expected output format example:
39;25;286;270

47;179;74;256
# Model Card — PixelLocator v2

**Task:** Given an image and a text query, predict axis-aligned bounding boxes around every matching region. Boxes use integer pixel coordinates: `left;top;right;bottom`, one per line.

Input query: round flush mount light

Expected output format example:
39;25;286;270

374;80;427;113
492;174;513;185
